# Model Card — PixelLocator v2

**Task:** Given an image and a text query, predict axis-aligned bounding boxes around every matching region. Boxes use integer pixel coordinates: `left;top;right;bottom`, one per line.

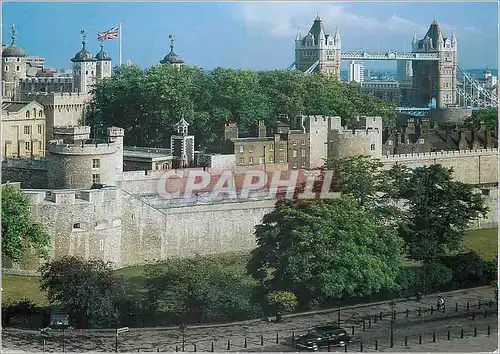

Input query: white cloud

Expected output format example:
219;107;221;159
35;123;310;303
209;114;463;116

235;3;458;39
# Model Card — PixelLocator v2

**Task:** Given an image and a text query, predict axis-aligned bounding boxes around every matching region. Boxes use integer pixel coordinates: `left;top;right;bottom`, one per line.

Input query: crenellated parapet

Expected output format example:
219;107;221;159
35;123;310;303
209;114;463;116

48;140;118;155
381;148;498;162
21;92;90;107
21;187;119;205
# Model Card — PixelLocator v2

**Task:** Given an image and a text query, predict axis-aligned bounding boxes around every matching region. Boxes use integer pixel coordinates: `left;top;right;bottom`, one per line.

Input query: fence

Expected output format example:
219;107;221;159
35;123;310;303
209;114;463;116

13;297;497;352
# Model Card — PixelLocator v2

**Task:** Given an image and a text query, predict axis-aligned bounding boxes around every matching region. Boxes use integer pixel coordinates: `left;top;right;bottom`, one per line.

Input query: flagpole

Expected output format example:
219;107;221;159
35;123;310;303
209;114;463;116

119;23;122;66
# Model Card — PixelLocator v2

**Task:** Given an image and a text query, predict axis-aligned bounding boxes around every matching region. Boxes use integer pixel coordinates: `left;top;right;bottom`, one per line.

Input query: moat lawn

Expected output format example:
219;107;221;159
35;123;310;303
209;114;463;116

2;228;497;306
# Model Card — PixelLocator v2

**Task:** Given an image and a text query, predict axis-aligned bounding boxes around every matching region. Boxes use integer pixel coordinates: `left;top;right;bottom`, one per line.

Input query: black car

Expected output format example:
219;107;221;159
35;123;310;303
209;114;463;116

295;326;351;351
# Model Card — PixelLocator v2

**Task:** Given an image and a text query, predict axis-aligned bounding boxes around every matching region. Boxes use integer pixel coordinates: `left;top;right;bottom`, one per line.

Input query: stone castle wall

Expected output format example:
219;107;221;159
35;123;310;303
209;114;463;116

380;148;498;185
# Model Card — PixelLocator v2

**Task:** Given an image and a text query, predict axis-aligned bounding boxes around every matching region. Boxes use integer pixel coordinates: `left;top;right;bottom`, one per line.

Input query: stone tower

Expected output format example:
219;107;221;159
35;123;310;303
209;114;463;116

412;20;457;108
295;15;341;79
170;118;195;168
160;33;185;70
2;24;27;101
71;29;97;94
95;42;112;80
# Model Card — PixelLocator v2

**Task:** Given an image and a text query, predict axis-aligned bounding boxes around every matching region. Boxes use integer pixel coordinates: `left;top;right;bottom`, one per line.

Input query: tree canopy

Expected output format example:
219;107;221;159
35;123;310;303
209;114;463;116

388;164;488;264
39;256;126;328
90;65;396;148
247;197;404;307
1;184;51;263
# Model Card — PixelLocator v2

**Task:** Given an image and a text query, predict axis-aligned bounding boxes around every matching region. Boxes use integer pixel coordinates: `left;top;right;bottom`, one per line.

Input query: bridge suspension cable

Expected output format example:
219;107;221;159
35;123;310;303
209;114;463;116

305;60;320;74
456;66;498;109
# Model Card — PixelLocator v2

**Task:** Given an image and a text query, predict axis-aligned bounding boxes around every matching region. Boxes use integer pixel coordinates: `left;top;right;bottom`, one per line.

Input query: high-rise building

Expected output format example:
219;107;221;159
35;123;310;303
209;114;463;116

348;60;364;83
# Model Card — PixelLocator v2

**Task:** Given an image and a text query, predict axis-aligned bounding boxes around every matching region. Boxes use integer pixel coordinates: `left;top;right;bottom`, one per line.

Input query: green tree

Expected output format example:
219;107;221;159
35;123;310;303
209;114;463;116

248;198;404;307
144;256;261;324
389;164;488;264
39;256;125;328
468;108;498;132
1;184;51;263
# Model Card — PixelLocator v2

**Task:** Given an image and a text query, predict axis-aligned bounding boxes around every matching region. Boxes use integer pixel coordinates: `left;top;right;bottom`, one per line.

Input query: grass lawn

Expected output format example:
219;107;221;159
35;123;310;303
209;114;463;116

2;229;496;306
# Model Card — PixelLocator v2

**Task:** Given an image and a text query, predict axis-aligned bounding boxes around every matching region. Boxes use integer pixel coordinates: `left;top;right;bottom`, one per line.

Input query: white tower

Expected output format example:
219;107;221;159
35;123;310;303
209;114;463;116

2;24;27;101
70;29;97;94
95;41;112;79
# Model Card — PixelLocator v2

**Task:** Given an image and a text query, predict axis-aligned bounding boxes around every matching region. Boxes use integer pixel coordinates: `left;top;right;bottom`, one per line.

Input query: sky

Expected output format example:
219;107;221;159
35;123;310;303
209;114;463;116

2;2;498;71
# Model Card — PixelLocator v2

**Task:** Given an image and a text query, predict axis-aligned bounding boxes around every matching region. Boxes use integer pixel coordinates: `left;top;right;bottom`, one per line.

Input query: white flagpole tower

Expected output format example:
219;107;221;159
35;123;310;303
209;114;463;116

119;23;122;65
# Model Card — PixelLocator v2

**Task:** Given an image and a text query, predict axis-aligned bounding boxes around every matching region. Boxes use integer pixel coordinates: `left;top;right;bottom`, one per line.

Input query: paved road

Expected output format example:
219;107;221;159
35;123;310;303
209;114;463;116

2;286;497;352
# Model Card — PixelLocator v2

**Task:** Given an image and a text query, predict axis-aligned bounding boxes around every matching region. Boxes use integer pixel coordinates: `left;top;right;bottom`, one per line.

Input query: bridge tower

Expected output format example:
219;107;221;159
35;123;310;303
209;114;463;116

295;15;341;78
412;20;457;108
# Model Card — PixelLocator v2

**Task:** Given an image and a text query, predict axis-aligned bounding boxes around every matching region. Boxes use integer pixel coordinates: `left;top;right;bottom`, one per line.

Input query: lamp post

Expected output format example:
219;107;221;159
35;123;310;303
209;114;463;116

114;308;119;353
390;300;394;348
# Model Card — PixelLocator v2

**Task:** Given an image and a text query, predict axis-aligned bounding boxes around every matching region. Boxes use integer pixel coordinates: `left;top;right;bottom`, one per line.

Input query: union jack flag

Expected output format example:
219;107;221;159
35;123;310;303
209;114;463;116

97;26;119;41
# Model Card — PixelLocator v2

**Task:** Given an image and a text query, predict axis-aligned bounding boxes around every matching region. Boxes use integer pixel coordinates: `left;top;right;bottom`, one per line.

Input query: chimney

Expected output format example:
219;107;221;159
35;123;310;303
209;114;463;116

224;123;238;140
458;129;468;150
258;121;266;138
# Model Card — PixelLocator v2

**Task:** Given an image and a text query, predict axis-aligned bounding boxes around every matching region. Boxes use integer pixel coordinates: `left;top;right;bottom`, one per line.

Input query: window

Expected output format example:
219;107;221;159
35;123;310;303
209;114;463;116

279;143;284;150
249;157;254;165
239;157;245;165
292;150;297;158
24;125;31;134
419;138;425;144
315;130;320;136
38;141;42;150
293;140;297;145
269;143;274;151
259;156;265;164
25;111;30;118
73;223;81;229
37;125;43;134
388;140;393;146
16;66;20;71
39;110;42;117
92;174;100;183
249;145;253;153
239;145;244;153
301;139;305;145
370;144;375;151
269;156;274;163
86;70;88;75
4;66;7;71
279;158;284;164
293;163;298;169
92;159;100;168
25;142;30;151
301;149;306;157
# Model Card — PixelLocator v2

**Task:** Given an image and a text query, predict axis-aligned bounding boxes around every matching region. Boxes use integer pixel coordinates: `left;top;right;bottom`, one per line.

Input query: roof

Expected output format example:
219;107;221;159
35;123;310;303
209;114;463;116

71;41;96;62
2;43;26;57
1;101;41;113
95;45;111;61
306;15;329;45
160;50;185;64
423;21;445;49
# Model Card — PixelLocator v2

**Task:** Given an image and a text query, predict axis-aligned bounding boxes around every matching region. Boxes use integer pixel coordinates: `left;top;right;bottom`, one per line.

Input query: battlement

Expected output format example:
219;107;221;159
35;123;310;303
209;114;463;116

21;187;119;205
336;127;381;137
108;126;125;138
21;92;90;106
48;139;118;155
20;77;73;83
381;148;499;162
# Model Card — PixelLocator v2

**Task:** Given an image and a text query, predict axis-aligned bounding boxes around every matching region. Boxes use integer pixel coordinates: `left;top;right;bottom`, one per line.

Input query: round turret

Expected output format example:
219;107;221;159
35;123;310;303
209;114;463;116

71;30;96;63
160;34;184;66
95;44;111;61
2;44;26;58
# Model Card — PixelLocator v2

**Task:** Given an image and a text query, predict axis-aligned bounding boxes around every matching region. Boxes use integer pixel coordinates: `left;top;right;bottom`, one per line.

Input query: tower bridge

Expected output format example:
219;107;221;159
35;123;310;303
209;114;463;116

288;16;498;112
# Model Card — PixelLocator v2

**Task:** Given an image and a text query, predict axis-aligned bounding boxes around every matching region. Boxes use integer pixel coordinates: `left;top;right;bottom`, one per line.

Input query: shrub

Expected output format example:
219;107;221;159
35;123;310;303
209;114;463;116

483;257;498;284
395;267;423;296
421;262;453;293
266;291;298;315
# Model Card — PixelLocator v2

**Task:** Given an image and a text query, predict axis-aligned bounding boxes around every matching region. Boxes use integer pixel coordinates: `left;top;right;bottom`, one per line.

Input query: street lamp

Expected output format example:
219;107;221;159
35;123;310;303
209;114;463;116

390;299;394;348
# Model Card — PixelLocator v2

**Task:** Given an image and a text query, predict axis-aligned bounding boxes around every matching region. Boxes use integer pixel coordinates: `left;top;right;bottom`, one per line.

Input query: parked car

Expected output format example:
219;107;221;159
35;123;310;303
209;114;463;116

295;326;351;351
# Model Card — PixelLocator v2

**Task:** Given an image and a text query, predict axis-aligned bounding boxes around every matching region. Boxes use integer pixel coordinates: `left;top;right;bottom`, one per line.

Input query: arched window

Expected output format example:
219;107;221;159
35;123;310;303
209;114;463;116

26;111;30;118
16;66;20;71
370;144;375;151
38;110;42;117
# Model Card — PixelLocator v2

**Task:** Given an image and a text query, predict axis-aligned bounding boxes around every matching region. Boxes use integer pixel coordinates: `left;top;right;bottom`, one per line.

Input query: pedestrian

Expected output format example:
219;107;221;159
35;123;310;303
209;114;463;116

437;296;445;310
